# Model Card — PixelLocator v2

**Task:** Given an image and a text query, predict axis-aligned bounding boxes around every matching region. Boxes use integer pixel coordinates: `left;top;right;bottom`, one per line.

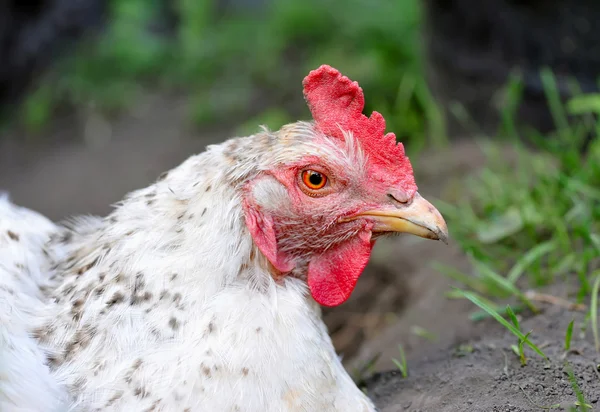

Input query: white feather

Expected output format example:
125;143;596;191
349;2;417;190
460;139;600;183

0;196;68;411
0;126;376;412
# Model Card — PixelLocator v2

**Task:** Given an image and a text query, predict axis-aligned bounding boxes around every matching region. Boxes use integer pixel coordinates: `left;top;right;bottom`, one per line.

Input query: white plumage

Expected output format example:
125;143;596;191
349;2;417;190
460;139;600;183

0;138;374;411
0;66;447;412
0;194;69;412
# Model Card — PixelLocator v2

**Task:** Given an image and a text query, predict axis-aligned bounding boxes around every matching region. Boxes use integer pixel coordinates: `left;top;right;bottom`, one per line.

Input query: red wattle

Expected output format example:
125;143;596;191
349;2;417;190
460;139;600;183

307;231;373;307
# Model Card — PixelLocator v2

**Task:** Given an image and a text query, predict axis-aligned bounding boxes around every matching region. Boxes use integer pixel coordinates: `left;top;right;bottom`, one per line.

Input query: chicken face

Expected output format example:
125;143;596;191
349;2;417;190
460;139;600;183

242;65;448;307
243;124;447;307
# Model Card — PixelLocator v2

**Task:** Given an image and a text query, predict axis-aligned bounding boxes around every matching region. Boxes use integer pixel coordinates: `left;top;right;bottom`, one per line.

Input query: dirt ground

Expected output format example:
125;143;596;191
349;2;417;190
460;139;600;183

0;95;597;411
368;302;600;411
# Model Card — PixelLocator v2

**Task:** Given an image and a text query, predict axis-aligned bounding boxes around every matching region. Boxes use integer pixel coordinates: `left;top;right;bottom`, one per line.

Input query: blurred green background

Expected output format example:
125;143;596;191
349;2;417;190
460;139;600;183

16;0;443;152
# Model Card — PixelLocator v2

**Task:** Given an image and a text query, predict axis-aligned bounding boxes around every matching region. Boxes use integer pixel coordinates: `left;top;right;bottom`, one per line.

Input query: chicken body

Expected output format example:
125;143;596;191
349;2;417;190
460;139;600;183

1;135;374;412
0;66;447;411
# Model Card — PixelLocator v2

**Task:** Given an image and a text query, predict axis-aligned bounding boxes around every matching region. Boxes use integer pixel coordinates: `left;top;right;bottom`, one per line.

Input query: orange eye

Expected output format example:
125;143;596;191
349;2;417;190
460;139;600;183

301;170;327;190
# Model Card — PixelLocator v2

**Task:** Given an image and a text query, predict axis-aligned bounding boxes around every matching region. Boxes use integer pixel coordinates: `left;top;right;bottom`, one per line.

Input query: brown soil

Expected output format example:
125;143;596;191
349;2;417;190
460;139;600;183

367;302;600;411
1;94;596;411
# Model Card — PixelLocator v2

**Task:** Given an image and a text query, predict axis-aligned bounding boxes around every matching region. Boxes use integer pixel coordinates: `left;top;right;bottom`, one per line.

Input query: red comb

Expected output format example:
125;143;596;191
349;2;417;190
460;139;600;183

302;65;416;193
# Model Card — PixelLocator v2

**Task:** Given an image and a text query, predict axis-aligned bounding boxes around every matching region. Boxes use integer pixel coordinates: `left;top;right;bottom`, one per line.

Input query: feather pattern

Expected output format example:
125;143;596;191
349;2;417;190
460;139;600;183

0;195;68;412
0;65;438;411
0;135;376;411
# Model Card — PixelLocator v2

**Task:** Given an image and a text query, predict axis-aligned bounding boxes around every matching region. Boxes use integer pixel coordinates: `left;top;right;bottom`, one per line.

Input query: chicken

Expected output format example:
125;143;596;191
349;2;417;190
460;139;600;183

0;65;448;412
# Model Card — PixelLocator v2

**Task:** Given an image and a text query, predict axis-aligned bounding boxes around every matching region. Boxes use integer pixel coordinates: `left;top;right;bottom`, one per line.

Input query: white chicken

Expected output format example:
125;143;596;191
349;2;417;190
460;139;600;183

0;65;447;412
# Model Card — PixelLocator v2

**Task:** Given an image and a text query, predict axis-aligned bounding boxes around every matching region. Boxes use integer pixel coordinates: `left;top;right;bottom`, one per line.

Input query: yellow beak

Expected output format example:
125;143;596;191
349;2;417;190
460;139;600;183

344;193;449;244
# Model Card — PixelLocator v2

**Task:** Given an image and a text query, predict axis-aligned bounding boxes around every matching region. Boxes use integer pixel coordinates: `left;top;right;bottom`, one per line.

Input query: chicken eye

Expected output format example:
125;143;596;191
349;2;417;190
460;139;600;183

301;170;327;190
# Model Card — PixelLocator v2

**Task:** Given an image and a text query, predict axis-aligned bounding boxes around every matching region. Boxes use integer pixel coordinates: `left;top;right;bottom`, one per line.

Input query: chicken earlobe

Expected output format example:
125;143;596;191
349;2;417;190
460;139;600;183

243;201;295;273
307;230;374;307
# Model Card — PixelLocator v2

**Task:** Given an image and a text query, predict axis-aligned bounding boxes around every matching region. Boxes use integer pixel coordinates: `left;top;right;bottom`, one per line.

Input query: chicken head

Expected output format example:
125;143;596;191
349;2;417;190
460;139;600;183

242;65;448;307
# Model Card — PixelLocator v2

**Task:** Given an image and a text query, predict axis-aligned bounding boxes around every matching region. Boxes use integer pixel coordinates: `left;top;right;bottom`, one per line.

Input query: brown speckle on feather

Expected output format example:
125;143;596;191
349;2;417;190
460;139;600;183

131;291;153;305
134;273;145;293
60;231;72;243
144;399;161;412
168;317;180;330
107;292;125;306
64;330;92;361
77;257;99;275
31;325;54;344
7;230;19;241
134;386;150;398
46;354;61;368
105;390;124;407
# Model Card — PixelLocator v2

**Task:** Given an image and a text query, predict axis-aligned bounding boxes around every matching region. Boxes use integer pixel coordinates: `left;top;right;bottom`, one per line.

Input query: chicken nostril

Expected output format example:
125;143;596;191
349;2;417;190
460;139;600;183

387;193;410;205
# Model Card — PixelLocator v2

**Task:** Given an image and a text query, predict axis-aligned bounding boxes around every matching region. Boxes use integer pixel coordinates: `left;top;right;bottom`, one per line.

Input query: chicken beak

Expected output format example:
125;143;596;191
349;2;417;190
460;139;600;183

349;193;449;244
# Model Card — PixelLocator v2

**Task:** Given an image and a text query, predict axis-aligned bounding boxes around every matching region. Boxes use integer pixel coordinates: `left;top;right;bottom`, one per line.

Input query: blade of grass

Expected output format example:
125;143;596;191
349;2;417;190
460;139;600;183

473;260;539;313
565;319;575;351
456;289;548;360
433;263;489;294
518;331;532;366
469;304;525;322
565;364;592;410
506;305;521;330
507;305;528;365
507;241;557;284
410;325;438;342
540;68;569;138
391;344;408;378
591;272;600;352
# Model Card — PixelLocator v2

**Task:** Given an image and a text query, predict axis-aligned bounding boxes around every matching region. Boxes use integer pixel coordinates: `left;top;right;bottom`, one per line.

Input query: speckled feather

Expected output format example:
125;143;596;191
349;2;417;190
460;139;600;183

0;126;376;411
0;194;69;412
0;66;423;411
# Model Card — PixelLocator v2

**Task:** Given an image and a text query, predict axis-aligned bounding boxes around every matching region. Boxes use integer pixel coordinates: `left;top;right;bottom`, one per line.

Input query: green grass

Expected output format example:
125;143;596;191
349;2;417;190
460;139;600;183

437;70;600;367
16;0;443;150
565;318;575;351
566;364;593;411
391;344;408;378
456;290;548;361
591;273;600;351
